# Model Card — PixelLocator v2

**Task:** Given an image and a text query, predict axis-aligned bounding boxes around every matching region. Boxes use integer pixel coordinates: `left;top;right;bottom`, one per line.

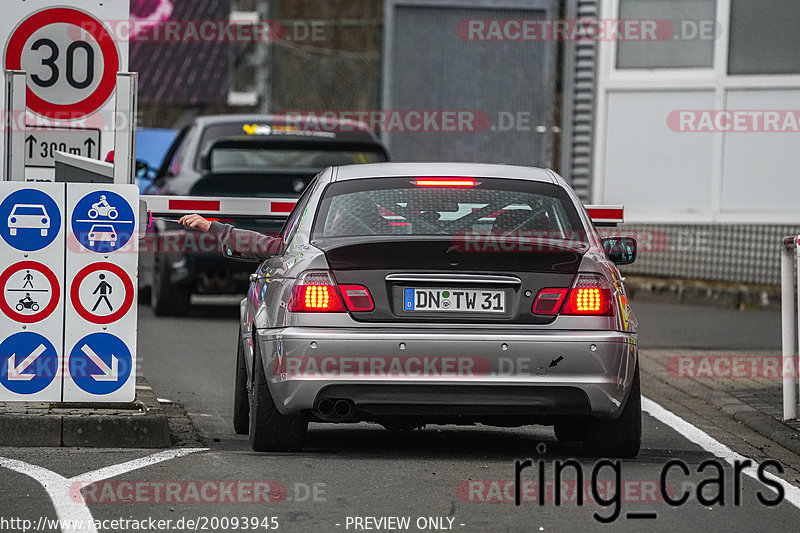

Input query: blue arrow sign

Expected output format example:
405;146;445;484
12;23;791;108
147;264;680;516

0;332;59;394
71;190;135;253
0;189;61;251
68;332;132;395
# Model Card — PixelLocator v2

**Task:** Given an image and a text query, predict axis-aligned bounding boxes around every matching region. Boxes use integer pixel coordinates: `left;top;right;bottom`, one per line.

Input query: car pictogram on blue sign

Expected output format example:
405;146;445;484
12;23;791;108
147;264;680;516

0;189;61;251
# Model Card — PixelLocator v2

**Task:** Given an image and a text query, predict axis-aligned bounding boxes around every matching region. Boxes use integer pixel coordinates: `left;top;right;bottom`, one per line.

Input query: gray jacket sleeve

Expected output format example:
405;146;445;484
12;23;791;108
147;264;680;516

209;221;283;260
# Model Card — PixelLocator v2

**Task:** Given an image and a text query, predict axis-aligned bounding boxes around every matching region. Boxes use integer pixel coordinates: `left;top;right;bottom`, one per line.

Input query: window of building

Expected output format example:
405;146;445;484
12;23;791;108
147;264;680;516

616;0;716;69
728;0;800;75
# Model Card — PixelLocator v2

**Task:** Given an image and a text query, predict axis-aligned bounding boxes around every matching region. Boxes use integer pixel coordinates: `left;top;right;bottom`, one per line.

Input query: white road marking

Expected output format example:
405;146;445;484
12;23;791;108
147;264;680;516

0;448;206;533
642;397;800;509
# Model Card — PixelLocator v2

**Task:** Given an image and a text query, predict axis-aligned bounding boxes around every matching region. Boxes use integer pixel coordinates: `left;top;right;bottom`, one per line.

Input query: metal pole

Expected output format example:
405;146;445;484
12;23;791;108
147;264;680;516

782;236;798;420
113;72;138;185
4;70;26;181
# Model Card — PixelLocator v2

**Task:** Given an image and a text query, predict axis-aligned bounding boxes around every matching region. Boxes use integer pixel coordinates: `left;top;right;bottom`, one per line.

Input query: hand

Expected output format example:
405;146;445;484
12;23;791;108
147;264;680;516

178;214;211;233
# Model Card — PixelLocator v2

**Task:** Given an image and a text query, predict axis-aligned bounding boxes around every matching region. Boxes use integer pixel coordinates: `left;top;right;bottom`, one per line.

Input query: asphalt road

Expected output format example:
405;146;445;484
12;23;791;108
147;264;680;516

1;297;797;533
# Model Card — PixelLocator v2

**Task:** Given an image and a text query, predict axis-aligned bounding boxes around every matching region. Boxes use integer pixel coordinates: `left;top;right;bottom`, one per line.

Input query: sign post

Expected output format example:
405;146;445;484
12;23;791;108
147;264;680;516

0;182;65;400
4;70;26;181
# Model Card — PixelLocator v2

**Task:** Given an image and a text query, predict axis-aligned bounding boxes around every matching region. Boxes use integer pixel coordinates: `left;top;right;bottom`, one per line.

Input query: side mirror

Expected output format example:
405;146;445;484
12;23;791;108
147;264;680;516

221;243;263;263
602;237;637;265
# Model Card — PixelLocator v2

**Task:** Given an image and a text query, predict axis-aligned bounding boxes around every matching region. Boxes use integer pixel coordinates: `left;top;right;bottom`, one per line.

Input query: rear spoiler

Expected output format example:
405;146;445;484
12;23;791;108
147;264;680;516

140;196;624;227
584;205;624;227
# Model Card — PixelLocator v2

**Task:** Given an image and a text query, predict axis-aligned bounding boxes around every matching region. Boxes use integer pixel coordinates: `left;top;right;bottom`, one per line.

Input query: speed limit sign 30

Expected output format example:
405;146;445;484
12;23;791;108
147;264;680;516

5;7;120;120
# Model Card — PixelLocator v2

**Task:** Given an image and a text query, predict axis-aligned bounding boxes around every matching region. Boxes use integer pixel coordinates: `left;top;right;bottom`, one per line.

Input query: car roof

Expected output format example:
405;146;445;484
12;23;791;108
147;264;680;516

332;162;557;183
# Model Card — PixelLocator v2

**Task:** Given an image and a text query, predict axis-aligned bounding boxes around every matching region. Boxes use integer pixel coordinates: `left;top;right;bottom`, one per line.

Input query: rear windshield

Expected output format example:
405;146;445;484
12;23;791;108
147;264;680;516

209;147;387;173
312;177;587;242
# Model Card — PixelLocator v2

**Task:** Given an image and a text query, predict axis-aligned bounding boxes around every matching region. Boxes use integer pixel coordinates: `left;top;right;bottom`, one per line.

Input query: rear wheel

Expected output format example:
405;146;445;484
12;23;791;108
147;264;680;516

582;363;642;458
233;330;250;435
554;417;585;442
151;246;191;316
248;338;307;451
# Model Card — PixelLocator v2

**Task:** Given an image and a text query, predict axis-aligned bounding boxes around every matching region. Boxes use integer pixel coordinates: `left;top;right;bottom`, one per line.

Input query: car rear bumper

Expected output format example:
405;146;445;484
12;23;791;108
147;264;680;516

256;327;637;420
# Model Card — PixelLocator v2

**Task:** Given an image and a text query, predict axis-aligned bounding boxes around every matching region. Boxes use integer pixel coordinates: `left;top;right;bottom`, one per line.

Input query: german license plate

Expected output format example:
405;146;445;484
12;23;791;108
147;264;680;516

403;288;505;313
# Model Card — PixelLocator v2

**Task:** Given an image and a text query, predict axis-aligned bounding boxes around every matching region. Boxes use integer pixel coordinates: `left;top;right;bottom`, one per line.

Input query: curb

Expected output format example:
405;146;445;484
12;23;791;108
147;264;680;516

0;376;170;448
626;276;781;311
640;365;800;456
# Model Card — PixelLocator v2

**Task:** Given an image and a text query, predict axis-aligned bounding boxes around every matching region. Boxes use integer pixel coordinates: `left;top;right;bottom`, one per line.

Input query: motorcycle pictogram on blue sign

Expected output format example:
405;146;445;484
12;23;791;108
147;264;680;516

71;190;135;253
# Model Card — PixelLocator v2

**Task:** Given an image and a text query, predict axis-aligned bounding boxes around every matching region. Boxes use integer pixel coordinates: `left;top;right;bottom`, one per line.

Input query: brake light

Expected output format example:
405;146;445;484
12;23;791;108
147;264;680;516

289;271;345;312
414;177;476;187
339;285;375;312
561;275;613;316
532;288;568;315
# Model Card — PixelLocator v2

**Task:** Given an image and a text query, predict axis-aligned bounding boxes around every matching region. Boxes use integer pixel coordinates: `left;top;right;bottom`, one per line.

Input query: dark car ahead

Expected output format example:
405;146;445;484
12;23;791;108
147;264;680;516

140;114;389;316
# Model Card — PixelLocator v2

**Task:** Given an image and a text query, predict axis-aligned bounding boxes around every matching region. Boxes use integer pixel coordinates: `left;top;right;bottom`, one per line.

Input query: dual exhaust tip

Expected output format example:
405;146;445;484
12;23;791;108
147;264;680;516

315;398;356;421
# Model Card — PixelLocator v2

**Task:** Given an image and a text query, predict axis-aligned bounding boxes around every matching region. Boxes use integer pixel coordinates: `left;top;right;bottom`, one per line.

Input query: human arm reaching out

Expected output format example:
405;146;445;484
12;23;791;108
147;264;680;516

178;214;283;259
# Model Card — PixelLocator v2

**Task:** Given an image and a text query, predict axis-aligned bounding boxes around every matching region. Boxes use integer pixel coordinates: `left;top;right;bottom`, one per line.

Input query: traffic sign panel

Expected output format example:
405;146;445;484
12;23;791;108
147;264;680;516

70;262;133;324
71;189;135;253
0;261;60;323
64;182;138;403
4;7;120;120
0;188;62;251
25;127;101;167
67;332;132;396
0;332;59;396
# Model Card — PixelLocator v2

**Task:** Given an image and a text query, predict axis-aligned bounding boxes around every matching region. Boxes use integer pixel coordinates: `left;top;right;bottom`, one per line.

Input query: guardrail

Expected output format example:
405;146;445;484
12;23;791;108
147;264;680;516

781;235;800;420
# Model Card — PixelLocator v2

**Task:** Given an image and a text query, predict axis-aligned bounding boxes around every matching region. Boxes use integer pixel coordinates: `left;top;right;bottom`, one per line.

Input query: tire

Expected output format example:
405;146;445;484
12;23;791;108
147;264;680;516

109;209;118;220
15;304;23;311
88;209;98;219
583;363;642;458
554;418;585;442
233;330;250;435
10;228;16;236
151;247;191;317
31;303;39;312
248;338;307;452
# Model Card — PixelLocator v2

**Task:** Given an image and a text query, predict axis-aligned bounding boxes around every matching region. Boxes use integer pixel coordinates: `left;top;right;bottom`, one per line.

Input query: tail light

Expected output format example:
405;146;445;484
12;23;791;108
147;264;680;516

339;285;375;311
532;288;568;315
289;271;345;312
288;271;375;313
414;177;476;187
561;275;613;315
532;275;613;316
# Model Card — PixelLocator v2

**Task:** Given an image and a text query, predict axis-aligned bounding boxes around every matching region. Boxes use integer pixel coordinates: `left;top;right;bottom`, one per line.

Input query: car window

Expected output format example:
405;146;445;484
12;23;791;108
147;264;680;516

12;206;46;216
312;177;586;242
209;147;387;173
278;178;318;252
